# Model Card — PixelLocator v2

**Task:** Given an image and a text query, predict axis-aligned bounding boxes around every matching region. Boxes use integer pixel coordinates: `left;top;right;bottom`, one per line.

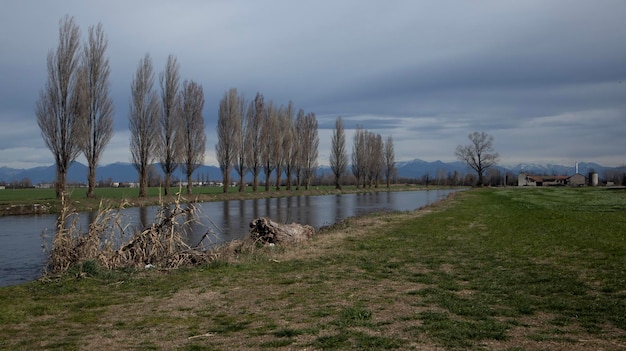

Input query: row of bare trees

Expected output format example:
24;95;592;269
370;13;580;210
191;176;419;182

36;16;113;199
37;16;206;199
216;89;319;193
128;54;206;197
348;125;396;189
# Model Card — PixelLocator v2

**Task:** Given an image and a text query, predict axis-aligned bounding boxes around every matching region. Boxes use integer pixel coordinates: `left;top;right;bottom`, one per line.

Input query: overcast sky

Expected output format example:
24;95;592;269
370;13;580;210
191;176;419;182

1;0;625;169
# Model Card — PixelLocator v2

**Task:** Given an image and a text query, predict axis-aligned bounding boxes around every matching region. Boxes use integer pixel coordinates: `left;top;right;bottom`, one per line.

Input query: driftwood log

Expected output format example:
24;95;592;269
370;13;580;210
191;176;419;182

248;217;315;244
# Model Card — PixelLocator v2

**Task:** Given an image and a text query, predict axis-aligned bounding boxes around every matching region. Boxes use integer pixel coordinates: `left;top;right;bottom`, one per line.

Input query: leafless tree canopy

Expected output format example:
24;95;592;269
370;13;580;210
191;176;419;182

233;94;247;193
216;88;244;193
179;80;205;195
244;93;264;191
129;54;160;197
384;135;396;188
281;102;296;190
351;126;367;188
351;126;394;188
77;22;114;198
214;91;320;192
330;116;348;190
261;101;279;191
158;54;182;195
455;131;499;186
36;15;83;199
297;112;319;190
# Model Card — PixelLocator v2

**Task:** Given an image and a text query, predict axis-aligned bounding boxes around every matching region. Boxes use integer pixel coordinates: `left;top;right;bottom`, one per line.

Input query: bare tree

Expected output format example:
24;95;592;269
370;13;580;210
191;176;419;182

281;102;296;190
36;15;82;199
365;132;383;188
383;135;396;188
455;131;499;186
299;112;319;190
233;95;247;193
129;54;160;197
351;126;367;188
77;22;114;198
179;80;205;195
273;103;292;190
294;109;306;190
216;88;243;193
330;116;348;190
158;55;181;195
261;101;279;191
244;93;264;192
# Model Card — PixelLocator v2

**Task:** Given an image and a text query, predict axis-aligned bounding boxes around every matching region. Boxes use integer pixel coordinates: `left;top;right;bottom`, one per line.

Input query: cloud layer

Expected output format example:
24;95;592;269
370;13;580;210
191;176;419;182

1;0;625;169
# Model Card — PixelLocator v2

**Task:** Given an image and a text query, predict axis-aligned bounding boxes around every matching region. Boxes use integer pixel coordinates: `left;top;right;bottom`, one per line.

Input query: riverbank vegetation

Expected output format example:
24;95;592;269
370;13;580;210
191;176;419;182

1;187;625;350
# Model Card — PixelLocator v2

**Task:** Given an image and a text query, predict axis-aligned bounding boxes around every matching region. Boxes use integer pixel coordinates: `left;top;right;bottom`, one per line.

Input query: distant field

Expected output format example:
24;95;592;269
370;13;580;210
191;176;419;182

0;184;419;203
1;187;625;350
0;185;250;202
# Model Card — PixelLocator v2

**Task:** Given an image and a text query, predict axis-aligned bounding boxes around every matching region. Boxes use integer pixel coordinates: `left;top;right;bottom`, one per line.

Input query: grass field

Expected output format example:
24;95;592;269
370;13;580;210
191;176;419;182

0;187;625;350
0;184;268;202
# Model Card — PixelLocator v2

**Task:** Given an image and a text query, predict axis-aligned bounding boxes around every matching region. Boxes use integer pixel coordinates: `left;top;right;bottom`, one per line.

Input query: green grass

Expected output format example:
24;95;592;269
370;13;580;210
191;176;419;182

1;187;625;350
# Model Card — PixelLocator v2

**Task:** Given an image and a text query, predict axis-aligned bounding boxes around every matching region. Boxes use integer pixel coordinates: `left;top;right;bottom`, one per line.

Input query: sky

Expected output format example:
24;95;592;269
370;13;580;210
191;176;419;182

1;0;625;170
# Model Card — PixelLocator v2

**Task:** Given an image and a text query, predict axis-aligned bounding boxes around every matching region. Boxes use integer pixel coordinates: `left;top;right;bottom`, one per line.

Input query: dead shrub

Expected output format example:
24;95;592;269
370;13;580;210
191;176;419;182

44;192;220;275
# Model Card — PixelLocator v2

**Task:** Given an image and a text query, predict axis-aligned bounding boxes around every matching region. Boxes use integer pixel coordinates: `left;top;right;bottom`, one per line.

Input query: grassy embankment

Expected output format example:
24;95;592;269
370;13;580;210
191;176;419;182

1;187;625;350
0;184;423;215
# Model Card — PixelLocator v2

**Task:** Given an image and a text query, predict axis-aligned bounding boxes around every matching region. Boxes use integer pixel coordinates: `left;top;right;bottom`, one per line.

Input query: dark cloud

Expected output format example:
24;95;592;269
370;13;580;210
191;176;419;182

1;0;625;168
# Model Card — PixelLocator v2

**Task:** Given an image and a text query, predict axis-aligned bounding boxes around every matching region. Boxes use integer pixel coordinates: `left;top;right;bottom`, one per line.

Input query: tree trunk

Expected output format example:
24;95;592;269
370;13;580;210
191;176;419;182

285;168;292;191
252;171;259;192
87;163;96;198
139;168;147;198
238;170;245;192
275;169;282;191
56;168;67;199
186;172;193;195
264;169;271;191
248;217;315;244
164;172;171;195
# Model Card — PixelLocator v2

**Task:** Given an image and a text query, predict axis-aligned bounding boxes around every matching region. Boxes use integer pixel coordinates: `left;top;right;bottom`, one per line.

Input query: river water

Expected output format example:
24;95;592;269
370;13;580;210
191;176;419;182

0;189;459;287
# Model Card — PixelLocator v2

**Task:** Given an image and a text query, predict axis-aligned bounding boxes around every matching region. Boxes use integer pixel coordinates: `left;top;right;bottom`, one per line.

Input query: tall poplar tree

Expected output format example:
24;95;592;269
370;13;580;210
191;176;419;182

77;22;114;198
179;80;205;195
158;54;181;195
129;54;160;197
330;116;348;190
36;15;82;199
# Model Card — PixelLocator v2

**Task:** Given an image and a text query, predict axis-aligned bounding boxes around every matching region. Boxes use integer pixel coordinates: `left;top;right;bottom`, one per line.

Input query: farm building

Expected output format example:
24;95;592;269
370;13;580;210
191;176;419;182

518;173;586;187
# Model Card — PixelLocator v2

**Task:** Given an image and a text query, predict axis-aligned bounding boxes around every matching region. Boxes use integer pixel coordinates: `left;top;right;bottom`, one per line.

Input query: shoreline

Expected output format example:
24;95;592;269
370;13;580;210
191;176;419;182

0;184;450;216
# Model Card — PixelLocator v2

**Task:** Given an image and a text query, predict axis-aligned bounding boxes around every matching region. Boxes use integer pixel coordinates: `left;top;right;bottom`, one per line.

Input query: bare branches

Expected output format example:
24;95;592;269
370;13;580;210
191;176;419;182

180;80;206;195
298;112;319;190
455;131;499;186
352;127;394;188
158;55;182;196
216;88;244;193
78;22;114;198
215;91;320;192
36;15;82;199
330;116;348;190
384;135;396;188
45;196;218;274
244;93;265;191
129;54;160;197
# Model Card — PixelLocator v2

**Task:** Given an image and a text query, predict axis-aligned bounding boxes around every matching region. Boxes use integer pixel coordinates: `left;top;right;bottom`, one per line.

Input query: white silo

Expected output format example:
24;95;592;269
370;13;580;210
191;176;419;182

589;172;599;186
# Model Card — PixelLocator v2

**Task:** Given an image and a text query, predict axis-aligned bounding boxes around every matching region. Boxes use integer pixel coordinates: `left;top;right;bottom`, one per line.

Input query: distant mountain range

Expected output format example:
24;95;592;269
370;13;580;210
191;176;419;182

0;160;623;185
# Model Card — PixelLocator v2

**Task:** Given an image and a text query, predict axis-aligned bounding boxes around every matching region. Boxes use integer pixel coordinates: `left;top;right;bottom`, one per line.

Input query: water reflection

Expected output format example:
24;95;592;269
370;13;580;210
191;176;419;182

0;189;460;286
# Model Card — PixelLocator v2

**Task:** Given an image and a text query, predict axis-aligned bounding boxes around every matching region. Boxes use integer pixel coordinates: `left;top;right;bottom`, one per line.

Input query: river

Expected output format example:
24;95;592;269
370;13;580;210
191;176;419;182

0;189;459;287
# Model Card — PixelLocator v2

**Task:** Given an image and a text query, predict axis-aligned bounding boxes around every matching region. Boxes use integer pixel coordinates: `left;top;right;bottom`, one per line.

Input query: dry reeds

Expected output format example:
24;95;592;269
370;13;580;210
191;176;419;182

45;192;219;275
